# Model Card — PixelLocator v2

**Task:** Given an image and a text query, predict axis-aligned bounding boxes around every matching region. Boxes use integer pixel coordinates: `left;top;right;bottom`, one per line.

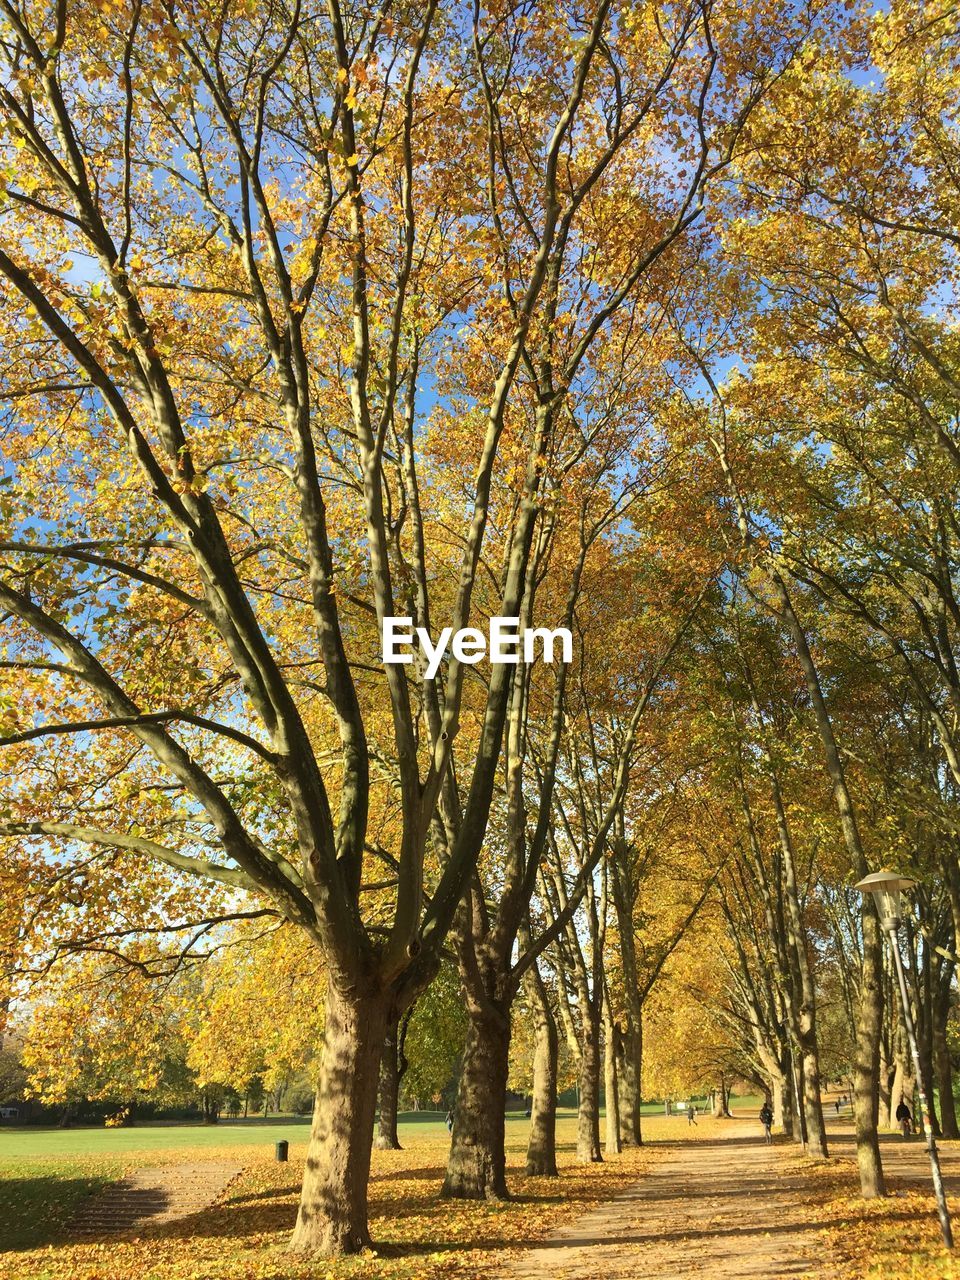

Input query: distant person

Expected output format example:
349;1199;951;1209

896;1100;913;1139
759;1101;773;1144
445;1109;454;1133
687;1103;698;1126
834;1098;841;1115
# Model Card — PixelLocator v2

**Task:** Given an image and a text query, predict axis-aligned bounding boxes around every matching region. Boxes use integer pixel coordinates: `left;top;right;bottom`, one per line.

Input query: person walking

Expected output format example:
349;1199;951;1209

895;1099;913;1139
445;1109;454;1134
687;1103;698;1126
759;1100;774;1144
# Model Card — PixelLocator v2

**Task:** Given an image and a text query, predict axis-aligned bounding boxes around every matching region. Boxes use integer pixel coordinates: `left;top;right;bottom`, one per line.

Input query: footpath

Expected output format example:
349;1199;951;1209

508;1119;837;1279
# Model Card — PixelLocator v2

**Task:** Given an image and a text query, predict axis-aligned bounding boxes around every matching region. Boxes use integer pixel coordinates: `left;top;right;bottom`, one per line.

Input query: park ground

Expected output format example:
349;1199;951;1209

1;1108;960;1280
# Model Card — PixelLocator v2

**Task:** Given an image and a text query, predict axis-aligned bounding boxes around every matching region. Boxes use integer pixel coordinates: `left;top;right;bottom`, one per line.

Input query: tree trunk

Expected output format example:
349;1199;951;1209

890;1056;916;1126
774;1067;796;1140
712;1074;731;1118
603;985;622;1156
526;969;559;1177
617;1017;643;1146
290;978;387;1255
911;934;942;1137
934;999;959;1139
878;1038;894;1130
442;1003;511;1200
373;1015;402;1150
853;918;886;1196
611;854;643;1147
771;573;885;1197
759;730;828;1160
800;1034;828;1158
577;1001;603;1162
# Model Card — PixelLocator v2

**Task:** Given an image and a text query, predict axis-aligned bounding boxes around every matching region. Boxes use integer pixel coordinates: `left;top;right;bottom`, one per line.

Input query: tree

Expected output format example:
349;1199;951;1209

1;0;816;1248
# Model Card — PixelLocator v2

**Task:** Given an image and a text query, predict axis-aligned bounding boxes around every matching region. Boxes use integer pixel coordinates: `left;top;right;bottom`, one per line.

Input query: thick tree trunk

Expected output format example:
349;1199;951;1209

604;1034;621;1155
853;919;886;1197
772;1077;786;1130
911;937;942;1137
934;998;959;1139
373;1015;402;1151
918;1035;941;1138
442;1003;511;1199
800;1034;828;1159
889;1059;904;1125
577;1003;603;1162
712;1074;731;1118
617;1018;643;1146
890;1056;915;1125
603;985;622;1156
774;1067;796;1140
290;978;387;1256
878;1038;894;1130
611;855;643;1147
526;972;559;1177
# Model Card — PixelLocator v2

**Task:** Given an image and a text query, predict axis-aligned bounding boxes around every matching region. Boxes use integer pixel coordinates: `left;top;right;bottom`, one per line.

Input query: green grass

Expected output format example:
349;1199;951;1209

0;1158;122;1252
0;1115;313;1159
0;1110;542;1160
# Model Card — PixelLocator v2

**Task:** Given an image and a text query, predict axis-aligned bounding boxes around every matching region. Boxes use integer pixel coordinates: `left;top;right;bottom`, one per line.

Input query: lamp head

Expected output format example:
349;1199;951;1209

853;869;916;931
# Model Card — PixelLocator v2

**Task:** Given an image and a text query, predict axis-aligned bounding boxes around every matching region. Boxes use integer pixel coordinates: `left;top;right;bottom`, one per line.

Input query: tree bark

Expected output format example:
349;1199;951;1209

851;921;886;1194
909;931;942;1137
577;1000;603;1162
712;1074;731;1118
878;1010;894;1131
934;989;959;1139
800;1031;828;1158
617;1018;643;1146
373;1013;402;1151
603;983;622;1156
890;1055;916;1126
290;978;387;1255
526;965;559;1177
775;1060;797;1141
611;854;643;1147
442;1003;511;1199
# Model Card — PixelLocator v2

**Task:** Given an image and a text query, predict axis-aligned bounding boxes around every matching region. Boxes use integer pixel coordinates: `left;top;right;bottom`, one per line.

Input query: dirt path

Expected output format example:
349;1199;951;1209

69;1159;243;1240
507;1121;837;1280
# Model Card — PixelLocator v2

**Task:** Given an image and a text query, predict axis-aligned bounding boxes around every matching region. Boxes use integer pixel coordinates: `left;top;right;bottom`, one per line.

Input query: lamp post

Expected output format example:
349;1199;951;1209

854;870;954;1249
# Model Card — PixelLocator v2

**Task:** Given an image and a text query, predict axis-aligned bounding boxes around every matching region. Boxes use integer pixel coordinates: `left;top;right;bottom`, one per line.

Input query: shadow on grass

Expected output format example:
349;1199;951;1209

0;1173;113;1252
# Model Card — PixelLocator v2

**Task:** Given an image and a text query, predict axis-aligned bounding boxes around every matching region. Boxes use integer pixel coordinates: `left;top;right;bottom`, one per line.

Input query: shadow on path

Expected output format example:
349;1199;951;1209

503;1120;839;1279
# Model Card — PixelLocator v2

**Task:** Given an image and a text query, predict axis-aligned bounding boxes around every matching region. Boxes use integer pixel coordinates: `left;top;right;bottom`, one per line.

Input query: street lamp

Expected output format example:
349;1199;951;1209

854;870;954;1250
